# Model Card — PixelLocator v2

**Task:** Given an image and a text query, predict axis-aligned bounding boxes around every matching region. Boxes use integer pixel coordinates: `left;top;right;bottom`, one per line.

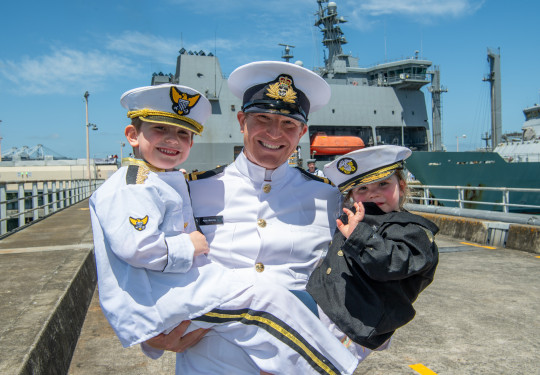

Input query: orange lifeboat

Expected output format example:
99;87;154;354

310;132;365;155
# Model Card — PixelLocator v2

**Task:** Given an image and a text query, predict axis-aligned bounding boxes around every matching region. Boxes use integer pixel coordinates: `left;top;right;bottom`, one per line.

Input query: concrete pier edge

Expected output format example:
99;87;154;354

19;249;97;375
414;211;540;254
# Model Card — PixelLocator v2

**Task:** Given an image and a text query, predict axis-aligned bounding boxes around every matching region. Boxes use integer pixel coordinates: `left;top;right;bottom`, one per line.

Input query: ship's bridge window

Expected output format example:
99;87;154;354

375;126;428;151
526;109;540;120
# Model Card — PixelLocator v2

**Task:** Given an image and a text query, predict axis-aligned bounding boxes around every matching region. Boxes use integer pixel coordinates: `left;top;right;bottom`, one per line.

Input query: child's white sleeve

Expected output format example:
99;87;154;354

95;183;194;273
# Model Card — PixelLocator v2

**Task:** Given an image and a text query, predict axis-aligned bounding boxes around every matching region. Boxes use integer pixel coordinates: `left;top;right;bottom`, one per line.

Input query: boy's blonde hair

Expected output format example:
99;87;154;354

130;117;194;139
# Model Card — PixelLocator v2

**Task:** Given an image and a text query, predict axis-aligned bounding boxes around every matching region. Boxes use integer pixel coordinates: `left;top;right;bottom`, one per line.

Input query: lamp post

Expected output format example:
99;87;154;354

84;92;98;190
456;134;466;152
84;91;91;187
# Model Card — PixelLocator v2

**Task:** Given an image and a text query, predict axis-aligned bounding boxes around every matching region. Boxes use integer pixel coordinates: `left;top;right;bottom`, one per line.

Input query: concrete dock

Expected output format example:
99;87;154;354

0;200;539;374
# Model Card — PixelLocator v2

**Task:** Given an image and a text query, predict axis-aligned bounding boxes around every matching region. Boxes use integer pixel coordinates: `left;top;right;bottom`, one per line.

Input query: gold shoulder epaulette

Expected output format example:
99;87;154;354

188;165;227;181
126;164;150;185
295;167;333;185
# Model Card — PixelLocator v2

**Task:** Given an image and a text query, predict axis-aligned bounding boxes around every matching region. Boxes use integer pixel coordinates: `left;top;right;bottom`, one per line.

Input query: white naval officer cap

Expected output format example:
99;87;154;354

228;61;331;123
120;84;211;135
324;145;412;192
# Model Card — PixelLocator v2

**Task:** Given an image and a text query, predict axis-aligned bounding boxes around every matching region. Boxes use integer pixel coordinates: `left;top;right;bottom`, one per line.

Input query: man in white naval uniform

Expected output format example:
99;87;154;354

145;62;378;373
93;84;359;375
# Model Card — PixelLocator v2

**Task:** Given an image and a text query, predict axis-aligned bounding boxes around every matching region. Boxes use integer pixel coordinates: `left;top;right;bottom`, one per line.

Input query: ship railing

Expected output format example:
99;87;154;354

408;184;540;213
0;179;104;237
503;153;540;163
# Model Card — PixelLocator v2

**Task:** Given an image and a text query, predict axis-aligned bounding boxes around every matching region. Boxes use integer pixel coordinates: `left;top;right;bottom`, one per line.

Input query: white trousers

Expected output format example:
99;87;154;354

177;282;359;375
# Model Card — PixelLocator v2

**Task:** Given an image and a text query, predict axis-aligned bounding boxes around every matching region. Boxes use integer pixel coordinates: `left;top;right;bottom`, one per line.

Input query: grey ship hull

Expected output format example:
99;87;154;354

152;1;433;172
183;86;430;172
156;55;431;172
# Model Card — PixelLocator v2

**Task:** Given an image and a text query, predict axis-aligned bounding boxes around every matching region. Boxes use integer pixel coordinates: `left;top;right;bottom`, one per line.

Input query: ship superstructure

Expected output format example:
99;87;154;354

151;0;436;172
308;0;433;161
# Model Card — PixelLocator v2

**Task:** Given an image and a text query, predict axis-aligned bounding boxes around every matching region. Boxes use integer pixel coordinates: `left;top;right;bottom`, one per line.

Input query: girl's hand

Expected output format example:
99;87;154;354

336;202;365;239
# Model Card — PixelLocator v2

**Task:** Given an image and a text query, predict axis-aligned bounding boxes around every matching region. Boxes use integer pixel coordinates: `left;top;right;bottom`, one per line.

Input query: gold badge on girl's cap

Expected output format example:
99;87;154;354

324;145;412;192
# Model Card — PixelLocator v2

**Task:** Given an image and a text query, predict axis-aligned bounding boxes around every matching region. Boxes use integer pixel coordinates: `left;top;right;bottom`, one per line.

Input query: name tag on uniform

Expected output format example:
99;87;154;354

195;216;224;226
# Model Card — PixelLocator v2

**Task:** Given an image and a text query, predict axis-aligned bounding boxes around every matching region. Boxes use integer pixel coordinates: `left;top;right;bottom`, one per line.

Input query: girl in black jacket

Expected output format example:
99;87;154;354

307;145;439;350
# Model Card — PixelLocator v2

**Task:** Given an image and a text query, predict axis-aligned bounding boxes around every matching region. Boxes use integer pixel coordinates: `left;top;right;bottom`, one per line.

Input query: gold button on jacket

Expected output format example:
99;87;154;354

263;184;271;193
257;219;266;228
255;262;265;272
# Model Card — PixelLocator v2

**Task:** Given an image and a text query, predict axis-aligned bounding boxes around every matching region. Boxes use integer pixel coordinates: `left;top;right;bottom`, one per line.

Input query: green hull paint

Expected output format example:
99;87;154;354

406;151;540;212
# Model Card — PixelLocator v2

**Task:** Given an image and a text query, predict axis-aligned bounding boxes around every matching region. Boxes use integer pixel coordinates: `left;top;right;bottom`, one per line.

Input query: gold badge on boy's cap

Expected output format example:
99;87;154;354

120;84;211;135
324;145;412;192
170;86;201;116
228;61;330;123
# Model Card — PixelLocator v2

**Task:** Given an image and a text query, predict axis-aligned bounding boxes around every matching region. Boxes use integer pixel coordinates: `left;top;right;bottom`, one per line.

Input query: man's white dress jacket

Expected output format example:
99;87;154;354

189;151;342;290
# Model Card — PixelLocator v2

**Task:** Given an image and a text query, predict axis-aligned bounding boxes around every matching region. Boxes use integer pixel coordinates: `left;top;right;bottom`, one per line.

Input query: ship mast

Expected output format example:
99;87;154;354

278;44;295;62
428;66;447;151
314;0;348;74
483;48;502;149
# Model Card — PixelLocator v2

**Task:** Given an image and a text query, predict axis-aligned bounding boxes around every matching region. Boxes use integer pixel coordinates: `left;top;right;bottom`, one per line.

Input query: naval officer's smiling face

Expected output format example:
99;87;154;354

238;112;307;170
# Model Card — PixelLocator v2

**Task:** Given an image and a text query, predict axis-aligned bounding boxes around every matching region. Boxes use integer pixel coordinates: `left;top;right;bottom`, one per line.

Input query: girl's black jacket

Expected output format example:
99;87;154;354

306;203;439;349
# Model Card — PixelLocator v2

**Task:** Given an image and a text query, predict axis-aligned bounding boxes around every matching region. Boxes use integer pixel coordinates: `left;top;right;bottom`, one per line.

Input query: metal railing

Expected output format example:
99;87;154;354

408;184;540;213
0;179;103;236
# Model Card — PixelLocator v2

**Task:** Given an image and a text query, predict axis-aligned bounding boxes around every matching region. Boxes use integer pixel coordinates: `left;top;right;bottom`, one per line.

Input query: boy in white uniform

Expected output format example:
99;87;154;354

89;84;358;375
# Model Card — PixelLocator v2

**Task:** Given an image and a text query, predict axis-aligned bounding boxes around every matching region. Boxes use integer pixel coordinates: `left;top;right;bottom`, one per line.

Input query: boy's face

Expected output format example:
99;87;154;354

125;121;194;171
350;174;405;213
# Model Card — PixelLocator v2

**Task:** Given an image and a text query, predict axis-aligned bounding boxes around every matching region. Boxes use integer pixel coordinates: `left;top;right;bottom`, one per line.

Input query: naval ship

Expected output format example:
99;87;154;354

406;49;540;213
150;0;439;172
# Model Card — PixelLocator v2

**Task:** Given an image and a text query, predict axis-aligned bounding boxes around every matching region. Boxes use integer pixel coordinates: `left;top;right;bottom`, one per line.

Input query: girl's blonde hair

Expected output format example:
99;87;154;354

344;168;409;210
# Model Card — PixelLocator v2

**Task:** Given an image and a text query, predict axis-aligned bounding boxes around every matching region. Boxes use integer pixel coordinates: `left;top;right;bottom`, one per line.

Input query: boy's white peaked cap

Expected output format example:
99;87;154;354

324;145;412;192
120;84;211;135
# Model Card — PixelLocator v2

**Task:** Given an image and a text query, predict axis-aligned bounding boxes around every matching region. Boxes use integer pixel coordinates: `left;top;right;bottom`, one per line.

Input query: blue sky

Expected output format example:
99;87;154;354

1;0;539;159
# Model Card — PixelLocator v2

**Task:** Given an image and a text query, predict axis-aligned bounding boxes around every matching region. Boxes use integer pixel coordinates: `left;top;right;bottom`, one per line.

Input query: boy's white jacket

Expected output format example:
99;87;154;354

89;166;251;347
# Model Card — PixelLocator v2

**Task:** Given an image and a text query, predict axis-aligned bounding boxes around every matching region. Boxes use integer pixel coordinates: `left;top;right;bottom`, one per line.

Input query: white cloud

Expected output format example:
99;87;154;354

105;31;242;65
0;47;138;95
354;0;484;17
105;31;178;65
165;0;312;15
